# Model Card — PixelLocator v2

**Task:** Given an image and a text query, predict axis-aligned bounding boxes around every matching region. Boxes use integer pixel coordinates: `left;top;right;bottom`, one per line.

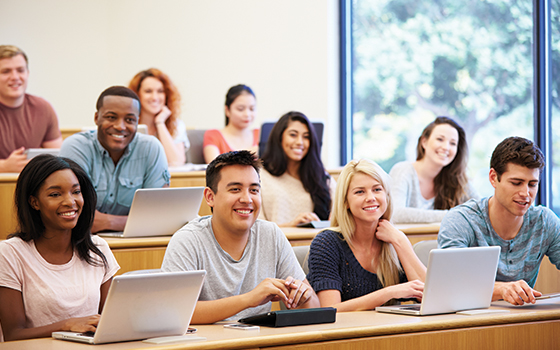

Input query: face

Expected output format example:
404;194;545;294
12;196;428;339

490;163;540;217
421;124;459;168
205;165;261;235
282;121;310;163
0;54;28;105
225;92;256;129
95;95;140;162
346;172;387;226
29;169;84;234
138;77;166;116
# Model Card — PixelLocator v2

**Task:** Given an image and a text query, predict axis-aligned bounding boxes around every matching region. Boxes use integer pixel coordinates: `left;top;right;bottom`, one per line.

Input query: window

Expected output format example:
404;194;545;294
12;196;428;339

347;0;536;199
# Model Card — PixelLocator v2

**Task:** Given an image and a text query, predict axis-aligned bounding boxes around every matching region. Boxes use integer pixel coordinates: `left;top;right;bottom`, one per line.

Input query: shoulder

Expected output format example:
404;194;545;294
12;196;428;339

24;94;52;108
134;133;162;148
170;217;212;243
204;129;221;139
448;198;486;216
0;237;30;259
252;219;282;236
311;230;344;248
527;205;560;227
60;131;95;152
91;235;110;249
389;161;414;176
441;198;488;231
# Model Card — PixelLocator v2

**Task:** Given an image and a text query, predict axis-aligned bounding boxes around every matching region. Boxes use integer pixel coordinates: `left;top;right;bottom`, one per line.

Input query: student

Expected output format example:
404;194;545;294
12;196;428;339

161;150;320;323
438;136;560;305
59;86;169;233
307;159;425;311
0;45;62;173
389;116;477;223
129;68;189;166
259;111;335;226
203;85;259;163
0;155;119;341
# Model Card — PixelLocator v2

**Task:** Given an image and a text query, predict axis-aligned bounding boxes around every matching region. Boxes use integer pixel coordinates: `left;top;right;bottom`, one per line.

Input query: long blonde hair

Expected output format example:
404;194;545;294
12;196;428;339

331;159;402;289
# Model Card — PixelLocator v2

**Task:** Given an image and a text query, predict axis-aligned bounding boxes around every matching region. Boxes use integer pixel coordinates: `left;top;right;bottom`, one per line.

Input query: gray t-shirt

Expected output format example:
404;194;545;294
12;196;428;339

161;216;305;321
438;197;560;287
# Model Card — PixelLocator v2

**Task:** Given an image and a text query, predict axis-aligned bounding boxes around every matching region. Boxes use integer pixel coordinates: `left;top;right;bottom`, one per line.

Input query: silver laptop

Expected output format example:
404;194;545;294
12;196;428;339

25;148;60;159
52;270;206;344
98;187;204;238
376;246;500;316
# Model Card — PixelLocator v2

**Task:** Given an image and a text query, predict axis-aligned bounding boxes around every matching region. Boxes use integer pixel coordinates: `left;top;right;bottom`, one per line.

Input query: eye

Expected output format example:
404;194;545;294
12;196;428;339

229;187;241;193
73;189;82;195
250;188;260;194
354;190;364;194
511;181;521;186
529;182;538;188
48;192;61;198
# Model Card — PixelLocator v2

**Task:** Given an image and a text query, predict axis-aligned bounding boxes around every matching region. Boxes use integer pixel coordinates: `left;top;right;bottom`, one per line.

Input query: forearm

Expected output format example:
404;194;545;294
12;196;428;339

392;235;427;282
156;123;186;166
190;294;254;324
320;288;393;312
3;319;76;341
91;211;127;233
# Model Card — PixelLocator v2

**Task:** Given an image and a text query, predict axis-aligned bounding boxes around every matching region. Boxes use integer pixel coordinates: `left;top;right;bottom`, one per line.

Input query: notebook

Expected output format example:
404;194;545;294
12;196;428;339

376;246;500;316
238;307;337;327
52;270;206;344
98;187;204;238
296;220;331;229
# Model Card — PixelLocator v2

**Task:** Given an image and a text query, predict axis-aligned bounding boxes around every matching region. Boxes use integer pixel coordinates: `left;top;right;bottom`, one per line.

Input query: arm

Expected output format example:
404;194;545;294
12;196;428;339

191;278;292;324
154;107;186;166
0;147;29;172
91;211;127;233
203;145;220;164
0;287;100;341
376;220;426;281
98;277;113;313
279;212;321;227
492;281;541;305
41;136;63;148
317;281;424;312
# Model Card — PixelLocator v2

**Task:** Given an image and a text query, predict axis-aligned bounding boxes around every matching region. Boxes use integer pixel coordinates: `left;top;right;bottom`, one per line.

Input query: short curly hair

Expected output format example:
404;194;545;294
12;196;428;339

490;137;545;180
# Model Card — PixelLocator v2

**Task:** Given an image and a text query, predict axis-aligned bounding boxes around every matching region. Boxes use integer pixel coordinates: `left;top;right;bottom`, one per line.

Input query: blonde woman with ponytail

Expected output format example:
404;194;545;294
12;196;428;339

307;159;426;311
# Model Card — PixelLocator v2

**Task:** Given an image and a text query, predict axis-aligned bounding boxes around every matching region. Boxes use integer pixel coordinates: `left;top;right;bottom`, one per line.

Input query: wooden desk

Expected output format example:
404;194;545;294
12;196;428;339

3;300;560;349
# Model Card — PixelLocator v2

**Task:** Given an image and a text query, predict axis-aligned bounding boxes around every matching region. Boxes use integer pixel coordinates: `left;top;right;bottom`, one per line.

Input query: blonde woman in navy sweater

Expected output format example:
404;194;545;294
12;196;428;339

307;159;426;311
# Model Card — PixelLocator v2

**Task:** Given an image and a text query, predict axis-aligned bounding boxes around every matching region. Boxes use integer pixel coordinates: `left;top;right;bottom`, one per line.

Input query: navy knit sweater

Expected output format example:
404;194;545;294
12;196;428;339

307;230;406;302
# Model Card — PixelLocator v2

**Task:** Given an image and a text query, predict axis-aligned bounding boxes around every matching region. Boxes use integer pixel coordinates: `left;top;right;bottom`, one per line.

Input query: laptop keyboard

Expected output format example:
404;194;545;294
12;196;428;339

78;331;95;338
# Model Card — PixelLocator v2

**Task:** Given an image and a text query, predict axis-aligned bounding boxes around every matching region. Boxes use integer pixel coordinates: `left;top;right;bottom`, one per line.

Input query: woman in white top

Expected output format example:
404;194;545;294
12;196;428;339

389;116;477;223
260;111;335;226
0;155;119;341
129;68;189;166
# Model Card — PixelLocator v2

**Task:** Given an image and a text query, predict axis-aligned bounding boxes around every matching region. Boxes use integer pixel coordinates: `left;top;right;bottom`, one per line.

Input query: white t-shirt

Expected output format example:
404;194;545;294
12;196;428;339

0;235;119;340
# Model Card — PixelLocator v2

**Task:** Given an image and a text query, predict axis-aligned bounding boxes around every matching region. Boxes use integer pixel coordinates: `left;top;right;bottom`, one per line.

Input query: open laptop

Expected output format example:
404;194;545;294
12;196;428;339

25;148;60;159
52;270;206;344
98;187;204;238
376;246;500;316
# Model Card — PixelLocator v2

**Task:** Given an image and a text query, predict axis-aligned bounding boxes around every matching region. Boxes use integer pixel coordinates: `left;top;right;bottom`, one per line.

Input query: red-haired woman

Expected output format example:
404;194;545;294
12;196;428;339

129;68;189;166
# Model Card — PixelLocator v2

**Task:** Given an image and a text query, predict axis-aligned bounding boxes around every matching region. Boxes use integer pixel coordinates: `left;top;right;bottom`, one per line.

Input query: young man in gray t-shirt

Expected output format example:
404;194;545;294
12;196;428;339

162;151;319;323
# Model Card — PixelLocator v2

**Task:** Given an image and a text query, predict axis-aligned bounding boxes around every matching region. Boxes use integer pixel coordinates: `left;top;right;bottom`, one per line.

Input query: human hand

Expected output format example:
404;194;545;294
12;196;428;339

283;276;313;309
495;281;542;305
289;212;320;226
375;219;406;245
246;278;290;308
386;280;424;300
0;147;29;173
63;315;100;333
155;106;172;125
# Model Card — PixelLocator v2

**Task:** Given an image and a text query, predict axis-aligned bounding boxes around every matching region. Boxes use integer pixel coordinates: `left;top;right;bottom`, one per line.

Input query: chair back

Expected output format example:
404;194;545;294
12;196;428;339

412;240;438;266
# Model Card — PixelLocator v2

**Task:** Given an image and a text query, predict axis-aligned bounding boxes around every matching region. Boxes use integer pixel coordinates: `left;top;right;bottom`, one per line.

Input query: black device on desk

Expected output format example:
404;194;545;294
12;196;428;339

238;307;336;327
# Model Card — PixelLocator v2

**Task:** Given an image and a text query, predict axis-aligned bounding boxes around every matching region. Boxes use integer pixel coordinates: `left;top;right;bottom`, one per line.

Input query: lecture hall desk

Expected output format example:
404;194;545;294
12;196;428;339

3;300;560;349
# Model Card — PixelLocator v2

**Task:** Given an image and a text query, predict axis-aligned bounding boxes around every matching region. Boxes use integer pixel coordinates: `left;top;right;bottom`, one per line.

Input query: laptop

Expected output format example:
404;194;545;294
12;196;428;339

296;220;331;229
98;187;204;238
25;148;60;159
52;270;206;344
376;246;500;316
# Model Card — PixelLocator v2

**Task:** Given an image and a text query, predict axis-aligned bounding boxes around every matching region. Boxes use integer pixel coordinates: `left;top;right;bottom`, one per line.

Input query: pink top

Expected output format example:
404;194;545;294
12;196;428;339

203;129;259;154
0;236;119;340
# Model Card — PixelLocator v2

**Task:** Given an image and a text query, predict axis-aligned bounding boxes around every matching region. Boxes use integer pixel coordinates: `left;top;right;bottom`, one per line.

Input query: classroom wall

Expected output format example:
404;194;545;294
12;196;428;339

0;0;341;167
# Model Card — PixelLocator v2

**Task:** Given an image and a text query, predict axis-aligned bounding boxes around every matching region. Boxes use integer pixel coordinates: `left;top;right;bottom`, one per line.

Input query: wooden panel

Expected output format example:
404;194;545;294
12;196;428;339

264;320;560;350
535;256;560;293
0;181;17;240
111;247;166;275
60;127;82;140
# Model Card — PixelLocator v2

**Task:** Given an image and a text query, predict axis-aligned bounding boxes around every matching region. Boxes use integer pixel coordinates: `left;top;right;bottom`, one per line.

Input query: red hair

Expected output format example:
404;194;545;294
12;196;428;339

129;68;182;138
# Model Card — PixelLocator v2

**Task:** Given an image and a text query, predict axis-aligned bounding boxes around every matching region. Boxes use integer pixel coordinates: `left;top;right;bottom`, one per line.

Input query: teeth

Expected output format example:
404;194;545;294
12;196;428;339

236;210;251;214
111;134;125;139
363;206;378;211
60;211;76;217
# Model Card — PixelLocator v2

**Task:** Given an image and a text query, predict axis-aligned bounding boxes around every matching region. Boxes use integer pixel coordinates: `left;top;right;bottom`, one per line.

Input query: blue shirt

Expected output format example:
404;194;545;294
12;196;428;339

59;130;170;215
438;197;560;287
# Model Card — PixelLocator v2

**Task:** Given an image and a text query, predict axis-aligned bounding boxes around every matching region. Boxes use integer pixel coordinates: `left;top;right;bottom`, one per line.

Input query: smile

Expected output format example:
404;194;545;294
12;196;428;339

109;133;127;139
59;210;78;217
363;206;379;211
234;209;253;214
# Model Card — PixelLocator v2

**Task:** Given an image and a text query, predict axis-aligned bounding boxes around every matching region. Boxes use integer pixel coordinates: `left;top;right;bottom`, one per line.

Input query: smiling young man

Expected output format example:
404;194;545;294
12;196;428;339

0;45;62;172
162;151;320;324
438;137;560;305
59;86;169;233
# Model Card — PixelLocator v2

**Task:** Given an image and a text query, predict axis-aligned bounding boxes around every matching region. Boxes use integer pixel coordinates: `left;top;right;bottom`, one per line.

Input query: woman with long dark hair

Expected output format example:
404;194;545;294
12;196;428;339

389;116;478;223
260;111;334;226
0;155;119;341
203;84;259;163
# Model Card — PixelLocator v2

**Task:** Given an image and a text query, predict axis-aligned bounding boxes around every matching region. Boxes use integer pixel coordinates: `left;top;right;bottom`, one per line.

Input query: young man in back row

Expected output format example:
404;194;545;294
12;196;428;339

438;136;560;305
162;151;320;323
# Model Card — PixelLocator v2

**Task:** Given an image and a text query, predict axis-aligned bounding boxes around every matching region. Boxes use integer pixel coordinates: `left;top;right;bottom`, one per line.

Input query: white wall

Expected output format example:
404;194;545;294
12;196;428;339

0;0;341;166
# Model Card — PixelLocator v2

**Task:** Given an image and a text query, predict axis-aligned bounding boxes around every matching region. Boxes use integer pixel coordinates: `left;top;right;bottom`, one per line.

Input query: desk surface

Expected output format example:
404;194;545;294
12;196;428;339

3;300;560;350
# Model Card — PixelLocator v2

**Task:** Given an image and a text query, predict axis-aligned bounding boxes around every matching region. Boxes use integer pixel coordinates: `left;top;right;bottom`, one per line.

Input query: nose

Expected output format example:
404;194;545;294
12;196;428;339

113;118;126;131
295;135;303;145
365;190;375;202
519;184;530;198
62;192;76;206
239;189;253;204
